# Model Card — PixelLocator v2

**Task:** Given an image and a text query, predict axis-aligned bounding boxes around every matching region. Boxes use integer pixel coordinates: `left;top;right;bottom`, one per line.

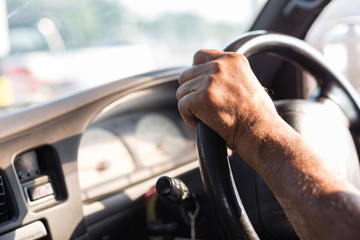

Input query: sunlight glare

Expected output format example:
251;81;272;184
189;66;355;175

38;18;55;35
121;0;261;23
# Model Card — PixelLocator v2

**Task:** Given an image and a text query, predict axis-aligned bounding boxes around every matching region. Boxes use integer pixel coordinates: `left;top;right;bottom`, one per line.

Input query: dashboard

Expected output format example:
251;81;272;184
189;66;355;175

78;108;196;201
0;68;203;239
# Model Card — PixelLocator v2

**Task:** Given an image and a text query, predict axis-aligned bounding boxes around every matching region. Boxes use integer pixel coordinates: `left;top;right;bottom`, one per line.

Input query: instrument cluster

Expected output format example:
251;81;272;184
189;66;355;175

77;109;196;201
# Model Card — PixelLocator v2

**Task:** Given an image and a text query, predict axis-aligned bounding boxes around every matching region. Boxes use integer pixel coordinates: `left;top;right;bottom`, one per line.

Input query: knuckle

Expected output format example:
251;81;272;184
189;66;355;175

178;75;184;85
178;68;189;85
225;51;238;58
193;49;211;64
177;98;184;112
175;87;182;100
200;85;217;105
194;49;207;59
233;53;249;64
207;73;219;87
222;51;248;64
177;97;187;115
209;60;221;73
177;98;196;128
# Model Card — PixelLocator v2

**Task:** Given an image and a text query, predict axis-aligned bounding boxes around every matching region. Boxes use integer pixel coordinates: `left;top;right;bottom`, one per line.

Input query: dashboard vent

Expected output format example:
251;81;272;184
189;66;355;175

0;175;9;222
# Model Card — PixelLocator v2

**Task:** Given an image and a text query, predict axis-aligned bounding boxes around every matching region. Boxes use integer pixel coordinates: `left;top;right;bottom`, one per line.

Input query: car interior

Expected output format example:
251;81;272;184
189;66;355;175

0;0;360;239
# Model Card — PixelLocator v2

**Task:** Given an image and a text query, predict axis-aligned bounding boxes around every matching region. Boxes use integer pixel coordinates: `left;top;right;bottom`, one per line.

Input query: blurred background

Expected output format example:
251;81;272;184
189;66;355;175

1;0;360;111
0;0;265;107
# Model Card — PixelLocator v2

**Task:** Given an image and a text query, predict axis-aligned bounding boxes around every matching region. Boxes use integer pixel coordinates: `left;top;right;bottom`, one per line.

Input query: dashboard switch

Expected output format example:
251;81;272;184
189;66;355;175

28;182;54;201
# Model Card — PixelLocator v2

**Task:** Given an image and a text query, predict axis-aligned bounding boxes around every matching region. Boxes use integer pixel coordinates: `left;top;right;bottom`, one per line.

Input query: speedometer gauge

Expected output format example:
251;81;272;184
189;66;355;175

78;128;135;191
135;113;187;167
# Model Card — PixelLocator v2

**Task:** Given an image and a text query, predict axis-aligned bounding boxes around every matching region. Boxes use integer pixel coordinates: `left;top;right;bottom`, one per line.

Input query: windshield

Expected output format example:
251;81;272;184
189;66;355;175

0;0;266;111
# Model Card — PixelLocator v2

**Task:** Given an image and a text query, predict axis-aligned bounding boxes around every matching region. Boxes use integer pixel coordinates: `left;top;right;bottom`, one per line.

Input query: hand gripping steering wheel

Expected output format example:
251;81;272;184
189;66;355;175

196;31;360;239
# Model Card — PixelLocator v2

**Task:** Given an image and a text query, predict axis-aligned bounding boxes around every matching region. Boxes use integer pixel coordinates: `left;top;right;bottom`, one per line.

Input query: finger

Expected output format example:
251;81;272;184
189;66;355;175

176;81;192;100
177;92;198;128
178;64;204;86
179;60;221;86
176;70;209;100
176;75;204;100
193;49;224;65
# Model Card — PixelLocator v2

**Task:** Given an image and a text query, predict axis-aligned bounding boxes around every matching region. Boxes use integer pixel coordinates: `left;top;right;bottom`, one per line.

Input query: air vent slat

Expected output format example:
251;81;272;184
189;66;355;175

0;175;9;222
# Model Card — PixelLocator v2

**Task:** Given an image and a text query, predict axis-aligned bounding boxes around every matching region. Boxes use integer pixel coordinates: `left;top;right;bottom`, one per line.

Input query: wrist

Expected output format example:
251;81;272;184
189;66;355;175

234;115;297;174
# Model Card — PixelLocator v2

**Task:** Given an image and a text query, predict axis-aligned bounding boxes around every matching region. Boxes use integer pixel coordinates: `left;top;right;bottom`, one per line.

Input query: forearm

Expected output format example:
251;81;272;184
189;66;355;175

176;49;360;238
239;118;360;240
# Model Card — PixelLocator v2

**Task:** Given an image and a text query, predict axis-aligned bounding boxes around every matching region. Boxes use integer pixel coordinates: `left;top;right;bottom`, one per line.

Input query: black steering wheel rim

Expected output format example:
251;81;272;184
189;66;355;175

196;31;360;240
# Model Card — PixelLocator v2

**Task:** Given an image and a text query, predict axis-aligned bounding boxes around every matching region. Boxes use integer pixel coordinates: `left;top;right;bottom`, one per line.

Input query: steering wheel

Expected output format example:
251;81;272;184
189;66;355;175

196;31;360;239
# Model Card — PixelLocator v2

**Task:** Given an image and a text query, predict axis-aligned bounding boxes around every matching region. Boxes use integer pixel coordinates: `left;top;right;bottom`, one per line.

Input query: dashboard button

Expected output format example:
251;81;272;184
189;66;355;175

28;182;54;201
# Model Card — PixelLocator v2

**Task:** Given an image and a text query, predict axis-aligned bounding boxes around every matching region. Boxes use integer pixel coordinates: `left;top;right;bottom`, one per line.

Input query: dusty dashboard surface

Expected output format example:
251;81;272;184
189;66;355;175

77;88;196;202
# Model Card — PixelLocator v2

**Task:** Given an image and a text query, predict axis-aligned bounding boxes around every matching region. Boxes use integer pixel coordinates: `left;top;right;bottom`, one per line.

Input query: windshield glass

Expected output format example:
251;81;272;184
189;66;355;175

0;0;266;111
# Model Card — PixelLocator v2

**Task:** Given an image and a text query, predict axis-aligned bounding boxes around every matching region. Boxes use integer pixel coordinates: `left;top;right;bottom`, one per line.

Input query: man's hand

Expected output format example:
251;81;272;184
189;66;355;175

176;49;281;166
176;49;360;240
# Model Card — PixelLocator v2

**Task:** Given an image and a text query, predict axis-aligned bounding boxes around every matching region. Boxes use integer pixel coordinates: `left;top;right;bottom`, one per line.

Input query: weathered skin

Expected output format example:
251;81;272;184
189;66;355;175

176;49;360;240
